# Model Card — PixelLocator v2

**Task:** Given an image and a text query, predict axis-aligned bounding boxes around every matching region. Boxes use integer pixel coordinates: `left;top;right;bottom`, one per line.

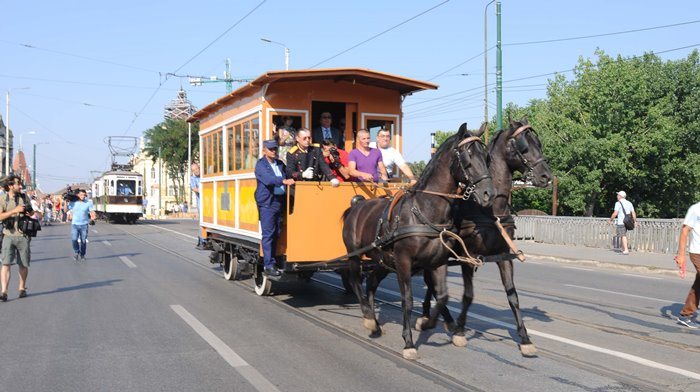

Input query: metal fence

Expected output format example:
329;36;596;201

513;216;684;254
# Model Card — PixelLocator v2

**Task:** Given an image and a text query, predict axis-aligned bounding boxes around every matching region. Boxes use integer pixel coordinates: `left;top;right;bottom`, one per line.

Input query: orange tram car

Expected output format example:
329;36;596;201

189;68;437;295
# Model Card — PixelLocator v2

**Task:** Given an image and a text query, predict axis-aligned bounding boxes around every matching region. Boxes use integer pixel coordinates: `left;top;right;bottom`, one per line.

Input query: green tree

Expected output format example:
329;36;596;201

407;160;427;178
513;50;700;218
143;118;200;204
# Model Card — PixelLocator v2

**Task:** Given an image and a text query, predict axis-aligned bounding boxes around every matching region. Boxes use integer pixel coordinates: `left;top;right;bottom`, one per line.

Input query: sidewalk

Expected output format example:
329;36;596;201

515;240;679;276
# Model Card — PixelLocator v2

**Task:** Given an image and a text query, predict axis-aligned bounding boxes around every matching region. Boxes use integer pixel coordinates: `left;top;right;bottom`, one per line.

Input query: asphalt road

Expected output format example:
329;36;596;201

1;219;697;392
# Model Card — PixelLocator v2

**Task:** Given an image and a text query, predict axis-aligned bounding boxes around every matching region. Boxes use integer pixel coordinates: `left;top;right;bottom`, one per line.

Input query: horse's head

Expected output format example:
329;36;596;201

504;118;552;187
452;123;495;207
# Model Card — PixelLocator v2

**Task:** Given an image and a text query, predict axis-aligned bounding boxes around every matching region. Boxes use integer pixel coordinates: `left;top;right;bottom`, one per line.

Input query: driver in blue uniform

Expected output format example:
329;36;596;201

255;139;295;277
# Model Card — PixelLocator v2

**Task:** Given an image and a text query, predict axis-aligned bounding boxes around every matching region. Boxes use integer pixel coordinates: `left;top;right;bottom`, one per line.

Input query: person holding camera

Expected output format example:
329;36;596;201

321;139;350;185
67;189;96;261
0;175;34;301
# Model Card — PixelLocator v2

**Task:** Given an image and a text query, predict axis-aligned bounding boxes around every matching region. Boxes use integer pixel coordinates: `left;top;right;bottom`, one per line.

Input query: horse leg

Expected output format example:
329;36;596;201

452;264;475;347
396;260;418;360
349;257;380;335
419;264;449;332
365;267;389;336
497;259;537;357
418;269;456;333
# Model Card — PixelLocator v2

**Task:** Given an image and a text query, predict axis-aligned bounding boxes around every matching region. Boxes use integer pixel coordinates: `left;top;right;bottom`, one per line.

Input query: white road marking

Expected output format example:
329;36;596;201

119;256;137;269
561;266;594;271
565;284;675;303
322;275;700;381
146;223;198;240
622;273;662;280
92;229;99;234
170;305;280;392
101;240;112;246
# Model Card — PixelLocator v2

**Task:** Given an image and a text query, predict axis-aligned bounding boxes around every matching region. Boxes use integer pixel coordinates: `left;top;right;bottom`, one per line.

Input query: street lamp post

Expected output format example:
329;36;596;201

19;130;36;151
261;38;290;70
187;122;192;206
5;87;30;176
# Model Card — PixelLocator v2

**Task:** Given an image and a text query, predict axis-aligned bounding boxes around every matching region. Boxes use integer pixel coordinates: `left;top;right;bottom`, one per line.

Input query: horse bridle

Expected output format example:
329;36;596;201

508;124;547;182
454;136;492;200
411;135;491;201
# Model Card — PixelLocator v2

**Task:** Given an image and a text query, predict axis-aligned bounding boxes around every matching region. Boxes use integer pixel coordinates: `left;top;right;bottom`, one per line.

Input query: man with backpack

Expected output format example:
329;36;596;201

608;190;637;255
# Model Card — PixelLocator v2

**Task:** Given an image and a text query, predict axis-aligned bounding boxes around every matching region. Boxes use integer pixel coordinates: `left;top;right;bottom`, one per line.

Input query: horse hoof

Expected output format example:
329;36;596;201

520;343;537;357
415;317;428;331
444;321;456;333
452;335;468;347
363;318;377;331
402;348;418;360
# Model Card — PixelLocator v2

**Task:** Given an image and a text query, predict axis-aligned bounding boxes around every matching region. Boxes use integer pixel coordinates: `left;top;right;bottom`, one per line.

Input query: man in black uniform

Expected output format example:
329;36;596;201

286;128;333;181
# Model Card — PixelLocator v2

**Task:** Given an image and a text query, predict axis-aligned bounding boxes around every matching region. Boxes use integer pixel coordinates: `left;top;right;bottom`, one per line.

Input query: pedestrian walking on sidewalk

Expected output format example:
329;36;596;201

674;201;700;329
67;189;96;261
608;190;636;255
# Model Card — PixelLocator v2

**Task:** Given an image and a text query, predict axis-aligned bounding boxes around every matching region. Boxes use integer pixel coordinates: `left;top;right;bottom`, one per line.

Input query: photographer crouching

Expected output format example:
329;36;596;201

321;139;350;186
0;175;37;301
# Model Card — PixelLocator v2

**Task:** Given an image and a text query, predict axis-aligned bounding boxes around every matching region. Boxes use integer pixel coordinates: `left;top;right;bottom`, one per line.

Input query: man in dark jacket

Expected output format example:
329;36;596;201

255;139;295;277
311;112;344;148
286;128;334;181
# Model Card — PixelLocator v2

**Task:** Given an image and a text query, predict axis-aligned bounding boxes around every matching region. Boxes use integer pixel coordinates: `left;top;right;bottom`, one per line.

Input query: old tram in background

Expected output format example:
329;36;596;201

188;68;437;295
92;170;144;224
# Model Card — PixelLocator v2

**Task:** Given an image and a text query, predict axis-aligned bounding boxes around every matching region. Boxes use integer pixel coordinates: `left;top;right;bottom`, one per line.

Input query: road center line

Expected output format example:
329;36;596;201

119;256;137;268
565;284;675;303
145;223;198;240
170;305;280;392
321;275;700;381
101;240;112;246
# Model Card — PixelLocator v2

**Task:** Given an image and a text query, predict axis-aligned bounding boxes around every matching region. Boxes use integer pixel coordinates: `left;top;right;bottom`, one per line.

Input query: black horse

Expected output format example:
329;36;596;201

420;118;552;357
341;124;495;360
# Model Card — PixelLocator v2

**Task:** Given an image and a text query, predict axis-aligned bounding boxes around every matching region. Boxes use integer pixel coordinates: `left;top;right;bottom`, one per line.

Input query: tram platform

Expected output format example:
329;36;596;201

516;240;681;276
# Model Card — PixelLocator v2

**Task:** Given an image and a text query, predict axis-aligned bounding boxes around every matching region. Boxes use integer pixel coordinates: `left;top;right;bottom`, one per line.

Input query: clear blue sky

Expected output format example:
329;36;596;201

1;0;698;192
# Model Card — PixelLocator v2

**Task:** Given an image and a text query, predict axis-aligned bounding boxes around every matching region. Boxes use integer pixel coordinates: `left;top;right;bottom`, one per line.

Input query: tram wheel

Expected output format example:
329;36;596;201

223;255;239;281
254;265;272;296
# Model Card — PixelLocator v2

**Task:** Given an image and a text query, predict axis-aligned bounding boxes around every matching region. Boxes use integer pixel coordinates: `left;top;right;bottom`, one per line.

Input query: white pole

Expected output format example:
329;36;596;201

285;47;290;70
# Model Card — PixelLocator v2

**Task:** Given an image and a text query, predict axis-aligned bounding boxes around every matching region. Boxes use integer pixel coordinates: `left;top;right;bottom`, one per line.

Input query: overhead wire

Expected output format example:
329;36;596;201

308;0;450;69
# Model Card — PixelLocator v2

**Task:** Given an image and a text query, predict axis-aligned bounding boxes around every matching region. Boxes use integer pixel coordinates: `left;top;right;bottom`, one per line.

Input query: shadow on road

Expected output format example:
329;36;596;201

30;279;123;297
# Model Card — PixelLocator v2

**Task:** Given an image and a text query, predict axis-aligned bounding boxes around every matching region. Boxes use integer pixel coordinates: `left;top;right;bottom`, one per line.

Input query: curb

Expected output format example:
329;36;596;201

524;253;679;277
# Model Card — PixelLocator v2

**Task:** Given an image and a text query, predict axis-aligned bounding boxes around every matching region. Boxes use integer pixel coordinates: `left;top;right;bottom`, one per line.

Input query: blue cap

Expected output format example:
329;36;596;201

263;139;278;149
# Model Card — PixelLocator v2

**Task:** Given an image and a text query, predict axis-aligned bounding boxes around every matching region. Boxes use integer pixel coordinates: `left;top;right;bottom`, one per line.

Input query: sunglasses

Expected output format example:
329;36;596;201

301;136;311;140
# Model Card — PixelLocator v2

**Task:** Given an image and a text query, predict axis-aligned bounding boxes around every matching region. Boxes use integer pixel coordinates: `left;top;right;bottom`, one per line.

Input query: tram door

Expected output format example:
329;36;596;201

311;101;356;150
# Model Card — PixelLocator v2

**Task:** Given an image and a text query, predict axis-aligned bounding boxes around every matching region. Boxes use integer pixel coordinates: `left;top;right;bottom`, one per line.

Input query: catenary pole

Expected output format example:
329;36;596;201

496;1;503;130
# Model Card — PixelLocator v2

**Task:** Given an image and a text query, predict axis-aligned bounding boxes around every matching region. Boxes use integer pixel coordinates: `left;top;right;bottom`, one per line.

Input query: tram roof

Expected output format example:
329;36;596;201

189;68;438;122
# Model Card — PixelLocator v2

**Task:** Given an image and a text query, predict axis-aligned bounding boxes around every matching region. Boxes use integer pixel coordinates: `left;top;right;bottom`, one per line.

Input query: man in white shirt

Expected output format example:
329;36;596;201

376;128;417;185
674;201;700;328
608;190;636;255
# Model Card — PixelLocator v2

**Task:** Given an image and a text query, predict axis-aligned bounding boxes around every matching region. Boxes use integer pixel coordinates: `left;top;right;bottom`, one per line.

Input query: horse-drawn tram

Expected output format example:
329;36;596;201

188;68;438;295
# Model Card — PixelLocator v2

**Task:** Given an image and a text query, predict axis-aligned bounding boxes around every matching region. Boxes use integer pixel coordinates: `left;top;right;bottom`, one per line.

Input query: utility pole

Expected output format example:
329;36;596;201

496;1;503;131
484;0;495;142
32;143;36;189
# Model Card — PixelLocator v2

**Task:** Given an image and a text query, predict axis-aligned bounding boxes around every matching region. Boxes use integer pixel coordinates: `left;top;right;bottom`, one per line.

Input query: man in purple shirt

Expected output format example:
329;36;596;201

348;129;389;182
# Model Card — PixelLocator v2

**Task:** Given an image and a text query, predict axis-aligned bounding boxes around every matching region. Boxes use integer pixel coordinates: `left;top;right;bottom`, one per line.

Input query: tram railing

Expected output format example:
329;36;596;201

513;216;683;254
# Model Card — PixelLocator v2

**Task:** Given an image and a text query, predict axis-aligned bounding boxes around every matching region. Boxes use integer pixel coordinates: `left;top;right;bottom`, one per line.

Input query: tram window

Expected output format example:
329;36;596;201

226;114;260;173
272;115;301;133
117;181;136;196
366;119;395;147
202;130;223;176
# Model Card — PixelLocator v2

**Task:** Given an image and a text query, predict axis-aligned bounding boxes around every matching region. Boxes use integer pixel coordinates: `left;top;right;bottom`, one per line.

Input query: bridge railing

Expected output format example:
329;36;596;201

513;216;683;254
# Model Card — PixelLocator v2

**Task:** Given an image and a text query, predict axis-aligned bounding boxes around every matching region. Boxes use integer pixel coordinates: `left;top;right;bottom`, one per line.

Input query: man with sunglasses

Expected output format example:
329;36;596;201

0;175;34;301
286;128;333;181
